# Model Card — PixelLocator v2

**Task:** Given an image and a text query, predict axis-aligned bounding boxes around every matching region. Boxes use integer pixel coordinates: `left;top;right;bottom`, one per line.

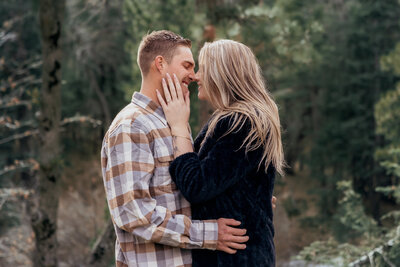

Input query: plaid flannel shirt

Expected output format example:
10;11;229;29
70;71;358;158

101;92;218;267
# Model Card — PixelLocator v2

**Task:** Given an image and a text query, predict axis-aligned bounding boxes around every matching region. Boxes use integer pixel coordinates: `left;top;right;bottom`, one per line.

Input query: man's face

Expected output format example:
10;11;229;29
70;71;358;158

163;46;195;95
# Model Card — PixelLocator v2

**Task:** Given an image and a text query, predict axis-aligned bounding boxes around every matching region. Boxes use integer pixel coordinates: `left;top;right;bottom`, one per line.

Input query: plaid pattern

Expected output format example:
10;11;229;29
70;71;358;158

101;92;218;267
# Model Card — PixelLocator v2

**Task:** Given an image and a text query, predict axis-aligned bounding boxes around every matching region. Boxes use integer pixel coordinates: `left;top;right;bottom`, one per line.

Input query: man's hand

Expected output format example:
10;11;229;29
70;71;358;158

216;218;249;254
272;196;277;209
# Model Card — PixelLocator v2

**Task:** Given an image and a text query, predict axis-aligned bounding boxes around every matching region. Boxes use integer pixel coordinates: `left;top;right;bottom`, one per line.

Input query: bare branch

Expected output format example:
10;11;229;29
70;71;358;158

0;117;35;130
0;187;34;210
0;31;18;47
0;159;39;176
349;232;399;267
0;115;101;145
0;188;33;198
0;100;32;110
0;129;39;145
61;115;102;127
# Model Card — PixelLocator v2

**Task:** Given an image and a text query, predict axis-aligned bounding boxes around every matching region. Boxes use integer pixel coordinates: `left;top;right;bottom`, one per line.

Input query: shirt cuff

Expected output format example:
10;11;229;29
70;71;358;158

202;220;218;250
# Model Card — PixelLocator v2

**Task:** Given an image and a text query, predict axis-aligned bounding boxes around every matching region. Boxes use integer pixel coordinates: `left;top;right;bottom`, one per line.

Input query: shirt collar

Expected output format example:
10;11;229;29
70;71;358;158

131;92;168;126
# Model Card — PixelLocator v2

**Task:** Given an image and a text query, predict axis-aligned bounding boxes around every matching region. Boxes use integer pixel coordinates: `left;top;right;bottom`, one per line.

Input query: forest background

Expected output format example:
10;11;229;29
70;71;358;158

1;0;400;266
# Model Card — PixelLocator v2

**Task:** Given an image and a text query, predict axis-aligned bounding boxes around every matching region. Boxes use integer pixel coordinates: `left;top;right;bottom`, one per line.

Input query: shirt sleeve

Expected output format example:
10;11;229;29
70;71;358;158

103;123;218;250
169;119;263;204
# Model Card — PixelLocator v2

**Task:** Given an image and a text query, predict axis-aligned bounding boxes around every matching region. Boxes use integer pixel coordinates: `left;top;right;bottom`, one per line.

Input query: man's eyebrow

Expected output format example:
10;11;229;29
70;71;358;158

183;60;194;67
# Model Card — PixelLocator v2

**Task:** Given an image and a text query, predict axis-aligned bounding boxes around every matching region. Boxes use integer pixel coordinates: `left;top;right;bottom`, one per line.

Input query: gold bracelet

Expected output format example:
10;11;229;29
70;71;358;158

172;134;191;141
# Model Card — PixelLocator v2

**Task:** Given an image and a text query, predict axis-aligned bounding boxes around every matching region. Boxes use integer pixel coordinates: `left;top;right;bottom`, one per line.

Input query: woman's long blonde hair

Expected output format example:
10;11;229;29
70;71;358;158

199;40;285;176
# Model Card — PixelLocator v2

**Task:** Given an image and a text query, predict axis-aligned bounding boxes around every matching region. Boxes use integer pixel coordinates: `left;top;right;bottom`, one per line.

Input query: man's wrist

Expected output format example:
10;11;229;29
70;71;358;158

202;220;218;250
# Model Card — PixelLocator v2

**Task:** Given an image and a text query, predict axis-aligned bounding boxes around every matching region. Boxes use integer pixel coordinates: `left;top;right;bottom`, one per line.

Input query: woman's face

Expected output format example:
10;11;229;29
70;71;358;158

195;68;208;101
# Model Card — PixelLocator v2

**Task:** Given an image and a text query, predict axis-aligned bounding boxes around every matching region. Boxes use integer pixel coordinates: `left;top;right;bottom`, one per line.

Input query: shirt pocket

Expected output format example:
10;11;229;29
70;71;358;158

152;140;175;187
154;143;174;166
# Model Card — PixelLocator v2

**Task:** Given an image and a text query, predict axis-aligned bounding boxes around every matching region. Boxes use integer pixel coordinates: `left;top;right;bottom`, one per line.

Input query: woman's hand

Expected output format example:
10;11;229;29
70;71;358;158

156;73;190;135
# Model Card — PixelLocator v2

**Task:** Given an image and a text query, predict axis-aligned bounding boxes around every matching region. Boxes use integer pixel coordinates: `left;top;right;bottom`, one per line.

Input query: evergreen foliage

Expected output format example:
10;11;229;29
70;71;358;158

1;0;400;265
298;180;399;266
298;10;400;263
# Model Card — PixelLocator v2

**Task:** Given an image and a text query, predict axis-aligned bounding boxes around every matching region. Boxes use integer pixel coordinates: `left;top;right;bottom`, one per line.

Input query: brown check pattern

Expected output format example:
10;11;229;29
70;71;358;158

101;92;218;267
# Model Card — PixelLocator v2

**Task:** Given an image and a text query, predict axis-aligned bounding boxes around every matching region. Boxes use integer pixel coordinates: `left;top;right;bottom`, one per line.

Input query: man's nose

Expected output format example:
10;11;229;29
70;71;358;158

191;71;199;82
188;70;197;82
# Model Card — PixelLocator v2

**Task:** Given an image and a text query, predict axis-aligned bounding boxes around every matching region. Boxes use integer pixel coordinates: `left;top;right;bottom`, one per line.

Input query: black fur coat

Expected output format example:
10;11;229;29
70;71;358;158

169;116;276;267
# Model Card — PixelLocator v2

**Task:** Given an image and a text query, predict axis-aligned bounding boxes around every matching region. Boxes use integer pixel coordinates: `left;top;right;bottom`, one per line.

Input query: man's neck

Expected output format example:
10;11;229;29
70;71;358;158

140;75;162;106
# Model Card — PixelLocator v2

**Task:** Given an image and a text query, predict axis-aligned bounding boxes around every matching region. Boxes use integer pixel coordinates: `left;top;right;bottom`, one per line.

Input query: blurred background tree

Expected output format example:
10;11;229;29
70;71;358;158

1;0;399;266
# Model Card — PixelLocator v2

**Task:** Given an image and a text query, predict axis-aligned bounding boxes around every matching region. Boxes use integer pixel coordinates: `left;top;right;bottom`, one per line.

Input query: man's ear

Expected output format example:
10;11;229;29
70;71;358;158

154;55;165;73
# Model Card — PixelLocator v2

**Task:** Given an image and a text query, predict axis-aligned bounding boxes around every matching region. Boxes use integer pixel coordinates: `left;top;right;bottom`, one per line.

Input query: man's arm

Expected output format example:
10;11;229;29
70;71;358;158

103;123;247;252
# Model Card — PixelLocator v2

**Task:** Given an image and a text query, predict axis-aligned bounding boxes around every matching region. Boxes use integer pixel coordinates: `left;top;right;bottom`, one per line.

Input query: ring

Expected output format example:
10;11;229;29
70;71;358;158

167;99;171;103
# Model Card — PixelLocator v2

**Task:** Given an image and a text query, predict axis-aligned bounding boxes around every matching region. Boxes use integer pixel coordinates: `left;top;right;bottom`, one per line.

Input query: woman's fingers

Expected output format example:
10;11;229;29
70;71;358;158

166;73;177;100
185;91;190;110
272;196;277;209
162;78;172;103
156;89;167;108
173;74;184;100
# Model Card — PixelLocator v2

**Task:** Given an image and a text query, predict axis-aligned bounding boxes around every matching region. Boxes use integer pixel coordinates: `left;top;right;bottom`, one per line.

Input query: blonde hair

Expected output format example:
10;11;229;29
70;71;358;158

199;40;285;176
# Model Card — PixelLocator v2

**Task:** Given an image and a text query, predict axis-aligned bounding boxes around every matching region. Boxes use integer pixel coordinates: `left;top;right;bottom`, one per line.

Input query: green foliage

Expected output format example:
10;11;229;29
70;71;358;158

374;62;400;222
375;138;400;226
298;232;400;266
252;0;400;224
297;238;363;266
1;0;400;265
381;42;400;75
333;181;379;241
375;85;400;145
297;180;397;266
298;9;400;260
313;0;400;213
377;182;400;205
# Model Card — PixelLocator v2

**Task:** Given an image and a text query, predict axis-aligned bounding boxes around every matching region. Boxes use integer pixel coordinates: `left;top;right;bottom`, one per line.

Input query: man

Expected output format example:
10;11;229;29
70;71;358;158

101;30;249;267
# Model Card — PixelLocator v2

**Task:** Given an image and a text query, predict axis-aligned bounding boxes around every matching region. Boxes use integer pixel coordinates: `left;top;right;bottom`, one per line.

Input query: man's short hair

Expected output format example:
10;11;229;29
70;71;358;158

138;30;192;76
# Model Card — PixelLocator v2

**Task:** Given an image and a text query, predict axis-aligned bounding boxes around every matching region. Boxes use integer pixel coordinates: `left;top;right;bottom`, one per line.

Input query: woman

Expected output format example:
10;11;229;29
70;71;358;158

156;40;285;266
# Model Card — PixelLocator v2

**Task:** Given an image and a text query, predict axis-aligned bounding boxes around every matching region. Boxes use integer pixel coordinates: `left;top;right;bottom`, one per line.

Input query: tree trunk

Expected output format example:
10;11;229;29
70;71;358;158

30;1;65;266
